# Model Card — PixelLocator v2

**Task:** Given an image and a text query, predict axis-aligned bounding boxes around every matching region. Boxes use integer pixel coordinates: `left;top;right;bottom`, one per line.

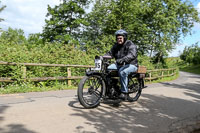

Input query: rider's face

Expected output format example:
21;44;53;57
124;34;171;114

117;36;124;45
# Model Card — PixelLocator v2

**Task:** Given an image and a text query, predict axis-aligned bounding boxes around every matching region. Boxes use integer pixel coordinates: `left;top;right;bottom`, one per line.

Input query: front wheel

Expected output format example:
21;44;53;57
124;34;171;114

77;75;105;108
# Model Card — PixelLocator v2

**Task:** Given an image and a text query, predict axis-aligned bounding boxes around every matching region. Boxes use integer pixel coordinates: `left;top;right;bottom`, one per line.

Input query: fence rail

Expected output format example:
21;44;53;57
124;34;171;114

0;61;177;85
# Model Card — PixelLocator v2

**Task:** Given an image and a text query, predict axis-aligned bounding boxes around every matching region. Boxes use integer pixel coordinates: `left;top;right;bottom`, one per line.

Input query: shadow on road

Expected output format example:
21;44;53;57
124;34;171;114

0;105;37;133
69;93;200;133
161;82;200;102
0;105;9;124
68;72;200;133
68;100;85;109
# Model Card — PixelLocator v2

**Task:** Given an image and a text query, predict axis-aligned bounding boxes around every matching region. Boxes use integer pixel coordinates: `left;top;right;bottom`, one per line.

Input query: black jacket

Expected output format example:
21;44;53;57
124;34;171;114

106;40;138;67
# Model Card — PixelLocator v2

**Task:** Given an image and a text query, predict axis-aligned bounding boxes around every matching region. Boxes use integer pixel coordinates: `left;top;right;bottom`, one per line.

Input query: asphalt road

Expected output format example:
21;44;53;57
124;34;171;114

0;71;200;133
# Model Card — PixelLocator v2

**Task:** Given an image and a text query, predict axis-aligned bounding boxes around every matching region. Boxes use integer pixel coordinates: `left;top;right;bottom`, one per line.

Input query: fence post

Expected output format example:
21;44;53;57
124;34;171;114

149;72;152;83
22;66;26;80
161;71;164;79
67;68;72;86
173;68;175;75
168;70;169;76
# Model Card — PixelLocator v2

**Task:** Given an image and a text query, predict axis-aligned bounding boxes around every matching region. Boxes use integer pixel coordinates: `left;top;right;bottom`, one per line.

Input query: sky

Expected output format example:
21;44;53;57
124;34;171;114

171;0;200;57
0;0;60;35
0;0;200;57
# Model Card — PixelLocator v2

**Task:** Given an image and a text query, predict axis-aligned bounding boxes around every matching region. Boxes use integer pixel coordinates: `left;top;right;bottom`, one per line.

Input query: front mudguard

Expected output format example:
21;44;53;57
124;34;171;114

86;71;103;77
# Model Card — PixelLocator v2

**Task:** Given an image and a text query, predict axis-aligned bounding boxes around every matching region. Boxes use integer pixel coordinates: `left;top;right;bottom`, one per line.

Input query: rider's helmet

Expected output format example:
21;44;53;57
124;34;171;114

115;29;128;41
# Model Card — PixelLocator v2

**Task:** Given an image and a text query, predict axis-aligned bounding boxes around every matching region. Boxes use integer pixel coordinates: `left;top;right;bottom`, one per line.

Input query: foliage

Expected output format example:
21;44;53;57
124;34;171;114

0;28;95;81
42;0;200;63
179;64;200;75
0;27;27;45
180;43;200;65
179;44;200;74
42;0;90;42
40;0;200;67
165;57;182;68
83;0;199;59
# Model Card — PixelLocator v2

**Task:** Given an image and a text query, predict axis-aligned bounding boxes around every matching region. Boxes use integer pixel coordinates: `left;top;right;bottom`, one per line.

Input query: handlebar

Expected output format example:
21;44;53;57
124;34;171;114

102;55;112;59
95;55;113;60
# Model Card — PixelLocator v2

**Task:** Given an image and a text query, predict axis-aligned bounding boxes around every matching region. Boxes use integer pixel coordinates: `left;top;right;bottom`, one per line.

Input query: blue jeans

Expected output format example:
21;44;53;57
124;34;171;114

108;63;138;93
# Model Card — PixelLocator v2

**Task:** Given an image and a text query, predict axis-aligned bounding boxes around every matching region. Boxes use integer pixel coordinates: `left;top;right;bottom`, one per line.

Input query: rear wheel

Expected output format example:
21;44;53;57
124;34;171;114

128;78;142;101
77;75;105;108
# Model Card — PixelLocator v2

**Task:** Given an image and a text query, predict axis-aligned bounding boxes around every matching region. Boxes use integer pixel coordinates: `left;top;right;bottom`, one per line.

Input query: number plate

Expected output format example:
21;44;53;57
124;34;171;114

93;59;102;71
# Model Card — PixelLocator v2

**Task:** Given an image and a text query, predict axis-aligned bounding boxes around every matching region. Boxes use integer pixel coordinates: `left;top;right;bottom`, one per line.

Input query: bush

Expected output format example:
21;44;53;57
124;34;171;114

0;28;95;83
180;44;200;65
0;28;179;93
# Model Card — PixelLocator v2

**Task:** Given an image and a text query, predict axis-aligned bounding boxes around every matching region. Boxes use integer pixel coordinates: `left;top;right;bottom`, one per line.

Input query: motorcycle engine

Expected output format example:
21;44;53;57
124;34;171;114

109;78;120;98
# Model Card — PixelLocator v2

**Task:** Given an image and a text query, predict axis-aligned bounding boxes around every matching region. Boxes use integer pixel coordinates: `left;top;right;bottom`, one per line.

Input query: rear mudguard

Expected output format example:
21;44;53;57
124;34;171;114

137;73;145;89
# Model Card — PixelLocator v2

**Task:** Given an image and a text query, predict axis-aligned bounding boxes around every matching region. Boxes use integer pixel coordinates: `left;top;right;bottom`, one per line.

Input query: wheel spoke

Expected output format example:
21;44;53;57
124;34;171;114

91;78;101;90
91;91;100;99
90;79;96;90
93;90;101;97
96;79;101;89
94;78;100;88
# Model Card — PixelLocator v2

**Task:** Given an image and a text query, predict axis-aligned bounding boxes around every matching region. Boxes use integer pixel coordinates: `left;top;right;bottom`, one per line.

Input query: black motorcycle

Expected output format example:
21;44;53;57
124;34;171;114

77;56;146;108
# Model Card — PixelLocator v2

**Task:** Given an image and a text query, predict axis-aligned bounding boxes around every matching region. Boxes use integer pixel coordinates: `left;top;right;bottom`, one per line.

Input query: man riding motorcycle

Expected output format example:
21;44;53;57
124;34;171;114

105;29;138;101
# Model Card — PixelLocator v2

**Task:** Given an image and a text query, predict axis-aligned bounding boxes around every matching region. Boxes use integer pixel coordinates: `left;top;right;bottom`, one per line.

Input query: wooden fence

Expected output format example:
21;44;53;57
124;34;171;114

0;61;177;85
146;68;177;83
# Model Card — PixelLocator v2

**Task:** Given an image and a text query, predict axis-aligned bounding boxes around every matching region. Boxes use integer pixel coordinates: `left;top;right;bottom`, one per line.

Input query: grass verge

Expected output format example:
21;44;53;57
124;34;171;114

179;65;200;75
0;82;77;94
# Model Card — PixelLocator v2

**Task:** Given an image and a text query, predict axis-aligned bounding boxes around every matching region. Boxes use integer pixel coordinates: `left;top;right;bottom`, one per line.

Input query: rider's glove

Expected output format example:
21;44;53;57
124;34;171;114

116;58;124;64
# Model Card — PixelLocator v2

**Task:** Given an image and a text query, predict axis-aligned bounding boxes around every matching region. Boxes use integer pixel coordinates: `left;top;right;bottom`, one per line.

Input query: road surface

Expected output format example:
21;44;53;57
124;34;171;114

0;71;200;133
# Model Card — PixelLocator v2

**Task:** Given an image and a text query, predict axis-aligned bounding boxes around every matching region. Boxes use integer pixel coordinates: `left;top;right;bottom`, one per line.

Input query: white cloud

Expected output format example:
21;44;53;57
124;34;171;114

0;0;61;36
197;2;200;12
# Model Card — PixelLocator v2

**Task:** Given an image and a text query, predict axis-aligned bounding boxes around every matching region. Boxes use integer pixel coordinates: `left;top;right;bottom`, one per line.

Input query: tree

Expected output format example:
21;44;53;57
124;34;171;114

83;0;200;58
41;0;200;64
180;43;200;65
42;0;90;43
0;27;26;45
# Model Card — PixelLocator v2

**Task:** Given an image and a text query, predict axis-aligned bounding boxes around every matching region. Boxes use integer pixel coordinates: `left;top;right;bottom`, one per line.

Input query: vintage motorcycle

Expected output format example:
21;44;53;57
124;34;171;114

77;55;146;108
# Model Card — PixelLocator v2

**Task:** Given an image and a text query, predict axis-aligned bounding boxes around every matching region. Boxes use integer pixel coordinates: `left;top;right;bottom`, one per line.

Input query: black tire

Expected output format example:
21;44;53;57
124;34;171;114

77;75;106;109
128;78;142;101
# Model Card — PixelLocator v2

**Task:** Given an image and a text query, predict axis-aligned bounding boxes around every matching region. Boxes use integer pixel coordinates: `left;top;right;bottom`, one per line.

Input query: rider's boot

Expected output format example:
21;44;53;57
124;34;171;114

119;93;133;102
119;93;126;100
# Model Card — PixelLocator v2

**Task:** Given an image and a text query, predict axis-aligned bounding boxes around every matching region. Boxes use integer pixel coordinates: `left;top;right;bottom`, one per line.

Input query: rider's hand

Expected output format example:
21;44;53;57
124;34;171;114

116;58;124;64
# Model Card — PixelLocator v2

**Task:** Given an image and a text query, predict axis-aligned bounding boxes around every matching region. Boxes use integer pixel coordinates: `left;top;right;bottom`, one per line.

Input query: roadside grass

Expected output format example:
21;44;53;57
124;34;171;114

0;82;76;94
179;64;200;75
